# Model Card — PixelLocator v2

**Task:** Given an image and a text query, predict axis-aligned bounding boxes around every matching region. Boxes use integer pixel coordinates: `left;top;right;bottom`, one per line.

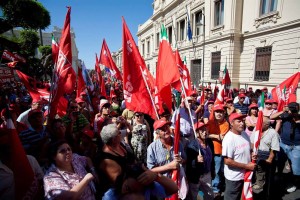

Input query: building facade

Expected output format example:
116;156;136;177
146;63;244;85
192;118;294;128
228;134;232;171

132;0;300;96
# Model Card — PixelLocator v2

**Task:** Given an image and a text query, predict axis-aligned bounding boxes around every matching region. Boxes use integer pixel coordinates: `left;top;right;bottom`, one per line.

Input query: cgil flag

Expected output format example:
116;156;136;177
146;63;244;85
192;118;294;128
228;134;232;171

49;6;76;119
99;39;122;81
122;17;157;119
271;72;300;112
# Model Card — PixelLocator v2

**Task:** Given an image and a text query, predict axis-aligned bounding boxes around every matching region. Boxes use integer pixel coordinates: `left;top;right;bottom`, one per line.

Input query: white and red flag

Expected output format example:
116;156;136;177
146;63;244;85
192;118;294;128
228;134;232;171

49;7;76;119
173;51;192;96
122;17;157;119
242;94;265;200
99;39;122;81
271;72;300;112
156;25;180;114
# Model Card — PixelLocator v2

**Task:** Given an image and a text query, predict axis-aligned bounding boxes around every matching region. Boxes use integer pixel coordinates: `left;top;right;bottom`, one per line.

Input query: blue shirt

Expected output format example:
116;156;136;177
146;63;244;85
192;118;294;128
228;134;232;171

234;103;249;115
147;137;186;177
280;112;300;145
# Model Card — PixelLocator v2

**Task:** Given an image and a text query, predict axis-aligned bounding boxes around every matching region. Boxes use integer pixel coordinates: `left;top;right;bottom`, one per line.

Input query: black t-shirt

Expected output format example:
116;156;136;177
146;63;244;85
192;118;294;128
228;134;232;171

280;112;300;145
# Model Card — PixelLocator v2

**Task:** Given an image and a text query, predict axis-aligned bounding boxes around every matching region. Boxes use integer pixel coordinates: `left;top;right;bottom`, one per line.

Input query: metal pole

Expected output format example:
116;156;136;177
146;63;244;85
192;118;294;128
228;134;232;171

202;11;205;82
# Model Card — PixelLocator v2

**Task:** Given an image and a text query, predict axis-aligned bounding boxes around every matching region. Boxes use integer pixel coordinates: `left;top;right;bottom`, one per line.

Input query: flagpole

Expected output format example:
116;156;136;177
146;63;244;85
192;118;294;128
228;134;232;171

180;77;201;155
139;66;159;120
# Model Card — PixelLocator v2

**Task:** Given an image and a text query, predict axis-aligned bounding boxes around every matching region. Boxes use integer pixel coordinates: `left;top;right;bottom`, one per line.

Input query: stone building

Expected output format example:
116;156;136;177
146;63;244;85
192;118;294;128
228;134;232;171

137;0;300;93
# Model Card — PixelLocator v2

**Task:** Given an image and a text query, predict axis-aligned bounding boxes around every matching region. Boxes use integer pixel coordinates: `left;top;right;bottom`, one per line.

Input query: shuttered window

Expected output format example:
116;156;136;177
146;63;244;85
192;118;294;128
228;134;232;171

211;52;221;79
254;46;272;81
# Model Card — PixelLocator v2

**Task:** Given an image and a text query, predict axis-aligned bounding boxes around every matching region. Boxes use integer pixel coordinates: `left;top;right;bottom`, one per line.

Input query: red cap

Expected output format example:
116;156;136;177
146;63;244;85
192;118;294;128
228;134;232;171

80;91;87;96
225;98;233;103
229;113;246;122
153;119;171;130
190;91;197;96
28;109;43;118
213;104;225;112
238;93;246;98
82;130;94;139
76;97;85;103
248;103;258;109
265;99;274;104
262;87;268;90
194;122;207;130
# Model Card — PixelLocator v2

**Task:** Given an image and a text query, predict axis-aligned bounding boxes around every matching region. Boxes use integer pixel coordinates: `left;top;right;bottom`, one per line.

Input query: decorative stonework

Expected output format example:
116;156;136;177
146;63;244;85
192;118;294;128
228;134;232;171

211;25;224;34
254;11;280;28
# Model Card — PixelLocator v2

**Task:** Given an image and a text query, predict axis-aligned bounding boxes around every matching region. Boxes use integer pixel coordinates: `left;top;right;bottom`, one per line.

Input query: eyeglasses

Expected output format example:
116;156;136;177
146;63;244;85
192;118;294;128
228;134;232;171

71;106;78;109
58;147;72;154
240;97;245;99
135;115;143;118
265;103;272;105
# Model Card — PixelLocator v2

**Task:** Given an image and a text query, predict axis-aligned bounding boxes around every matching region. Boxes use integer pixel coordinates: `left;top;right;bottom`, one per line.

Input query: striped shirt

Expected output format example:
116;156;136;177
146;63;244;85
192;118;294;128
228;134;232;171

147;137;186;177
62;113;89;133
234;103;249;115
19;126;48;158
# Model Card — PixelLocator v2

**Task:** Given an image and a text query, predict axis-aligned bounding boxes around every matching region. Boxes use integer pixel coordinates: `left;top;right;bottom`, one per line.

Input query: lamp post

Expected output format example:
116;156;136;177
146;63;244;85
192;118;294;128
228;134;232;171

202;11;205;82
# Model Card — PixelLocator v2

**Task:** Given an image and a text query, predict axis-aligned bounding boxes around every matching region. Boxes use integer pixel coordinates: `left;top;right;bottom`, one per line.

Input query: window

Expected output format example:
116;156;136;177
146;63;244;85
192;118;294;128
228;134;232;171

156;33;159;49
195;11;203;36
179;20;185;41
142;43;145;56
260;0;277;16
168;27;172;45
214;0;224;27
191;59;201;84
254;46;272;81
147;40;150;54
147;64;150;71
211;52;221;79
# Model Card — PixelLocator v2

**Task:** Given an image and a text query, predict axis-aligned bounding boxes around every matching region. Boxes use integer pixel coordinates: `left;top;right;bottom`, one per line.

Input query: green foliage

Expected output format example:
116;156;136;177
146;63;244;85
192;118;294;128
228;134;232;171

39;45;51;56
0;0;50;34
19;30;39;57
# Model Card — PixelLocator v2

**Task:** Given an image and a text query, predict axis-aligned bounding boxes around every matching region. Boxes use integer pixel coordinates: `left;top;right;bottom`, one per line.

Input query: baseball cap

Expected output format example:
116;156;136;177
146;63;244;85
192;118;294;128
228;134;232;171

265;99;274;104
207;100;215;105
248;103;258;109
225;98;233;103
229;113;246;122
213;104;225;112
99;99;111;110
153;119;171;130
238;93;246;98
262;87;268;90
194;122;207;130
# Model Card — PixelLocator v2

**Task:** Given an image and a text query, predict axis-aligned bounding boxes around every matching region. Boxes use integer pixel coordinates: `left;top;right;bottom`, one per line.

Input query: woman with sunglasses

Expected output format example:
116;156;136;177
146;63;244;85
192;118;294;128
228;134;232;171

44;140;97;200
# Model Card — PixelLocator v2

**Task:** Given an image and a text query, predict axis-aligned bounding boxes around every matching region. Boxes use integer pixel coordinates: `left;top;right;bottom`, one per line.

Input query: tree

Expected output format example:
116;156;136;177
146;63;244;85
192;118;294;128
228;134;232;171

19;30;40;57
0;0;50;34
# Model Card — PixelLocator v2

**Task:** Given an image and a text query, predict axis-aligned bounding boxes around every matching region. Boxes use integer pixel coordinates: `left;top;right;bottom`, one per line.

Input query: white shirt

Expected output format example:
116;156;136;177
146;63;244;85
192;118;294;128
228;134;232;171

222;130;251;181
16;108;31;127
233;96;250;104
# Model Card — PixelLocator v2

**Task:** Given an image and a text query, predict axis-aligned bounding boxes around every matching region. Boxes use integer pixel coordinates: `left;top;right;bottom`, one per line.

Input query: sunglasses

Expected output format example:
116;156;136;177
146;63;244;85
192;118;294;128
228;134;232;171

71;106;78;109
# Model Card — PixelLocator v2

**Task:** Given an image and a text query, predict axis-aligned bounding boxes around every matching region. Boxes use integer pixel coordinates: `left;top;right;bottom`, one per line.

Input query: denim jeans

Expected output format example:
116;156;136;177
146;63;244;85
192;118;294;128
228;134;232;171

278;142;300;175
212;155;224;193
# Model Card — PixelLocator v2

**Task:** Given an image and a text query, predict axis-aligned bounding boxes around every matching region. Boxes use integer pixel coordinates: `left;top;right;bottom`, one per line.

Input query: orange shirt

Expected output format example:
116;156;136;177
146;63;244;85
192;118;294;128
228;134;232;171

207;119;230;154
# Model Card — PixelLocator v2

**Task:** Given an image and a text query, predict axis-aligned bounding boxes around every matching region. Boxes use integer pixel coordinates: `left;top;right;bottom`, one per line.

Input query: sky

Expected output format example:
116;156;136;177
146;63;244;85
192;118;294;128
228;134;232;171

39;0;154;69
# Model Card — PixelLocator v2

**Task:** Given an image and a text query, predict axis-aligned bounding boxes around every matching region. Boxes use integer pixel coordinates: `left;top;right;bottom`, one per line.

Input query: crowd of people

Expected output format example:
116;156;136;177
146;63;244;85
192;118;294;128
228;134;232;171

0;80;299;200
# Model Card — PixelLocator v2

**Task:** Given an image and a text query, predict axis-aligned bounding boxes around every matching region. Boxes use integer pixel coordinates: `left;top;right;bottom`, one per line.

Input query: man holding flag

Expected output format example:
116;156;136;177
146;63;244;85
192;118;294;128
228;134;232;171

222;113;256;200
250;117;280;195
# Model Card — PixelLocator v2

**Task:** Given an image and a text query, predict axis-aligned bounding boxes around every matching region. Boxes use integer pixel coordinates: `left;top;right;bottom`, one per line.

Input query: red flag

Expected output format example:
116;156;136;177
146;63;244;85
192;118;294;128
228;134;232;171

156;25;180;114
122;17;157;119
77;65;86;97
173;51;192;96
2;49;18;62
221;64;231;85
99;39;122;81
271;72;300;112
16;70;50;101
50;7;76;119
110;86;116;100
95;54;107;98
7;61;18;68
166;112;180;200
1;119;34;200
52;35;59;63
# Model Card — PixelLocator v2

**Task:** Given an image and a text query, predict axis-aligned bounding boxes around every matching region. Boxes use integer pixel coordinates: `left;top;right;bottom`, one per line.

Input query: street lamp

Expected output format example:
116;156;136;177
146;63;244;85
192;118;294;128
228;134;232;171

201;10;205;83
